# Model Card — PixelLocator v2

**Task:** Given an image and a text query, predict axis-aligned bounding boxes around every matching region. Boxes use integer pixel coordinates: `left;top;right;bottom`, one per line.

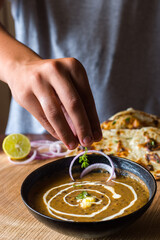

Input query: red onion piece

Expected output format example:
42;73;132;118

8;150;37;165
7;139;74;164
49;142;61;153
80;163;116;181
31;140;71;159
69;150;115;181
37;145;51;152
7;140;72;163
31;140;54;148
49;142;72;156
35;152;56;159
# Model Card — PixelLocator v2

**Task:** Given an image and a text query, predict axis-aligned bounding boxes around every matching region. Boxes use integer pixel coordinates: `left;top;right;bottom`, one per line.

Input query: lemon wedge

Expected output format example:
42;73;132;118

2;134;31;160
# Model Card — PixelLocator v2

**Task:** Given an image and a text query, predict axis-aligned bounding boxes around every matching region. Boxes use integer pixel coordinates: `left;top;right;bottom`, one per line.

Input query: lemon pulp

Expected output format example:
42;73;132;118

2;134;31;160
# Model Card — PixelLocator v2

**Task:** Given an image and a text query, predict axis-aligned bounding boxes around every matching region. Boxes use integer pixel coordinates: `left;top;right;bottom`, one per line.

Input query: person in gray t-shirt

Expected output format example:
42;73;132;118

0;0;103;149
1;1;160;149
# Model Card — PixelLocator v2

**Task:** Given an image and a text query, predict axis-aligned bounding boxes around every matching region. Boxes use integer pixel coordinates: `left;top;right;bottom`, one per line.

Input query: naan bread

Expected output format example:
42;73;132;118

68;108;160;180
101;108;160;130
91;127;160;179
94;108;160;180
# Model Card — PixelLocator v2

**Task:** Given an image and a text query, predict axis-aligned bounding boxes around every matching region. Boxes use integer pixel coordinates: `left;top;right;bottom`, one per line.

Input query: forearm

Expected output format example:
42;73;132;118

0;23;40;84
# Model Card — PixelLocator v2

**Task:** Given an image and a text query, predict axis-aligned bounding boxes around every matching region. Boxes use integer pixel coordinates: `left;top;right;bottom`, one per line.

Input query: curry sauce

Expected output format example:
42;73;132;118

28;170;149;222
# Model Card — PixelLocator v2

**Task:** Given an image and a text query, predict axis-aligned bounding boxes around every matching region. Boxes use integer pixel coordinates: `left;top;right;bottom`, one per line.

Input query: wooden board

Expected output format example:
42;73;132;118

0;135;160;240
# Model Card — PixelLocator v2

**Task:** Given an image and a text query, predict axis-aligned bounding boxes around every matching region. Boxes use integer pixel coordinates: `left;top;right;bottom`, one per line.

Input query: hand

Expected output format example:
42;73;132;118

8;57;102;149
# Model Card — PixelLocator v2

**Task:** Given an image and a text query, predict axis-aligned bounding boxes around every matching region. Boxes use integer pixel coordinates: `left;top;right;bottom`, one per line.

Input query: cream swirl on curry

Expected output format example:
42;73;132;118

38;171;149;222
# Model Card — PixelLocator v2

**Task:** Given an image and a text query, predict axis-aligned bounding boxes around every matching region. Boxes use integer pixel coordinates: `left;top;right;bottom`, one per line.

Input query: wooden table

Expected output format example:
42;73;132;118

0;134;160;240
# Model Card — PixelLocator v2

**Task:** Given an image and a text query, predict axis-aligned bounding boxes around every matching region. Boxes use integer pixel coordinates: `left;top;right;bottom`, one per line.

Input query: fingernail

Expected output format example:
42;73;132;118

68;142;77;150
82;136;93;145
93;131;102;141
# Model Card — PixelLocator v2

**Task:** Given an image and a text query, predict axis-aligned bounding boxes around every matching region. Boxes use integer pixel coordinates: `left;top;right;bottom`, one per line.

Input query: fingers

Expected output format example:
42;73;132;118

33;82;78;149
14;58;102;149
48;58;102;146
45;63;94;147
20;93;60;140
68;58;102;142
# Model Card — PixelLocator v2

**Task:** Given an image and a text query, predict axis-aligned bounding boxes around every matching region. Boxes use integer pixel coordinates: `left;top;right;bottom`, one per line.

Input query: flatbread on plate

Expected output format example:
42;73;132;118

101;108;160;130
91;127;160;180
68;108;160;180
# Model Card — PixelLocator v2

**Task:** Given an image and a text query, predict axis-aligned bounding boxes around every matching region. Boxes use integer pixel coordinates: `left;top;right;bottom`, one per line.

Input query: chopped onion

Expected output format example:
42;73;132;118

49;142;62;153
8;140;72;164
31;140;54;148
69;150;115;182
80;163;116;181
8;150;37;165
49;142;72;156
35;152;56;159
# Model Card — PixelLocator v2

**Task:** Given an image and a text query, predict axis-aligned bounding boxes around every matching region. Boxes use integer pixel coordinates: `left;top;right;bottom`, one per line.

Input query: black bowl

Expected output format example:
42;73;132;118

21;155;157;239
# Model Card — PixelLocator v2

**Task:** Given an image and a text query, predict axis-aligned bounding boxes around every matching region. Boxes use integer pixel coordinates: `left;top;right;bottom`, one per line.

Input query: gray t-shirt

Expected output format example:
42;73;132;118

6;0;160;134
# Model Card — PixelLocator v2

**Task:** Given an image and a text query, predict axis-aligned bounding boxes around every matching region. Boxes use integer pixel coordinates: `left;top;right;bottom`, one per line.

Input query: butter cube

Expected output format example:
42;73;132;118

79;196;95;209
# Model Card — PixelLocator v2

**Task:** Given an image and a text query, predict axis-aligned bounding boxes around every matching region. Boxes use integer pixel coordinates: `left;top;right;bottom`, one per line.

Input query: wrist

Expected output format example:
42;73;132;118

3;52;40;87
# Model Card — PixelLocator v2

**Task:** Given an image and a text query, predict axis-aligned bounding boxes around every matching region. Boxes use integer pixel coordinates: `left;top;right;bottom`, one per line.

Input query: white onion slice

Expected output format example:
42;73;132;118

8;150;37;165
80;163;116;181
69;150;115;182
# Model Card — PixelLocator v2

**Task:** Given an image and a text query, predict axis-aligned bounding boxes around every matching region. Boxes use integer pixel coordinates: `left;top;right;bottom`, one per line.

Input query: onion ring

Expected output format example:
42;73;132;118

69;150;115;181
8;150;37;165
32;140;71;158
80;163;116;181
8;140;72;164
31;140;54;148
49;142;72;156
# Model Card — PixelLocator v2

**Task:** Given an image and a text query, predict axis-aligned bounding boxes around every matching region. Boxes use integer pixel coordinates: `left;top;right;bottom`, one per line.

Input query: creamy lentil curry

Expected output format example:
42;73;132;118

28;170;149;222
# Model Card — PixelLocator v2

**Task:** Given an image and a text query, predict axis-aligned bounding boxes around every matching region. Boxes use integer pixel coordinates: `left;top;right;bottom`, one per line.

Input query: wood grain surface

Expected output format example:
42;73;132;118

0;134;160;240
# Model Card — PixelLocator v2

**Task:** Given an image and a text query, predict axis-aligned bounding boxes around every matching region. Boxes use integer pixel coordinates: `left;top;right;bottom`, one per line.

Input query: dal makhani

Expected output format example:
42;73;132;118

28;169;149;222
